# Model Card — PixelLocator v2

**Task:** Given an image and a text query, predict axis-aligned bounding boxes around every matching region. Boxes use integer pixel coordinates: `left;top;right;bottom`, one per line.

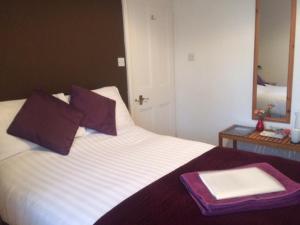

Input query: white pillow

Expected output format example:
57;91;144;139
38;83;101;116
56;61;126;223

91;86;135;131
0;99;38;161
54;93;86;137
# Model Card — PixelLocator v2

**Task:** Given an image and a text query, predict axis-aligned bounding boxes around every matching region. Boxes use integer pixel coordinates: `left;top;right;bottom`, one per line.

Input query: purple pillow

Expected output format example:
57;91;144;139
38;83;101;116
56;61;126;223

7;90;83;155
70;85;117;135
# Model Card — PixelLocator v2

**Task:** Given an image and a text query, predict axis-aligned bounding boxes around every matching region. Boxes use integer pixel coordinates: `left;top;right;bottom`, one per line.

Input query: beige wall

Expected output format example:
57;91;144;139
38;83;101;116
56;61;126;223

174;0;300;150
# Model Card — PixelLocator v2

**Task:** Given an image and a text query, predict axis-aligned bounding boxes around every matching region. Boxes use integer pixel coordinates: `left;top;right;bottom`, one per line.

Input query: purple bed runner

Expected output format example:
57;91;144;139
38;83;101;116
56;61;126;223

180;163;300;216
95;147;300;225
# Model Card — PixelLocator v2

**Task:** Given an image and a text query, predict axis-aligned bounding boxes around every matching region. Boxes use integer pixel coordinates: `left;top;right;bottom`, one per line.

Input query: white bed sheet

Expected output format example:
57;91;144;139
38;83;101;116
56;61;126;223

0;126;213;225
257;84;287;116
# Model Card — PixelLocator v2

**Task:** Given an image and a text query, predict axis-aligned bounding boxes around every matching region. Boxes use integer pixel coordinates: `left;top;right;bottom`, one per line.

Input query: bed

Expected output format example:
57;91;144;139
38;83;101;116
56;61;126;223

0;124;213;225
1;86;300;225
0;85;215;225
256;84;287;117
1;128;300;225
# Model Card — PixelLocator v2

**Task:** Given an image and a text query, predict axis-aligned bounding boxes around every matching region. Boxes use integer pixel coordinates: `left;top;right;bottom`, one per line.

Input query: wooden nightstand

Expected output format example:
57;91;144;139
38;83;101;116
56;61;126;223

219;125;300;153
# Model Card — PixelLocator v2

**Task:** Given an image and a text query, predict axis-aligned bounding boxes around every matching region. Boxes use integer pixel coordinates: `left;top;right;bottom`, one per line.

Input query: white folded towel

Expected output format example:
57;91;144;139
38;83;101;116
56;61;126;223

199;167;285;200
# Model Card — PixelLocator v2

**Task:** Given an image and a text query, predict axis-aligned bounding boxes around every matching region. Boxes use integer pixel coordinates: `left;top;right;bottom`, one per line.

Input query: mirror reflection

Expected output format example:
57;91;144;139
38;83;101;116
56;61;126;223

254;0;296;122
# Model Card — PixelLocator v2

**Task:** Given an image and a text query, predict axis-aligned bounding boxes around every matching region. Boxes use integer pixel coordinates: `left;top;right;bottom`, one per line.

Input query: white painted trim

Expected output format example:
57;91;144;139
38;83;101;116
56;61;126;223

121;0;134;114
121;0;177;135
169;0;177;136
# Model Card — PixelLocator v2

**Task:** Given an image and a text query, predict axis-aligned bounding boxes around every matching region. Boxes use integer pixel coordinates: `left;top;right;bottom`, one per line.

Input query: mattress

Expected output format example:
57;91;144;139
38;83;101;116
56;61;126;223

0;125;213;225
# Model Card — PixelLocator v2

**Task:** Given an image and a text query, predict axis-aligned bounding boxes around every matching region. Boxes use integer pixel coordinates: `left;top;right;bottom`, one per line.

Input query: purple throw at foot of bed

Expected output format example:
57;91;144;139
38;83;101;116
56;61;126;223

95;147;300;225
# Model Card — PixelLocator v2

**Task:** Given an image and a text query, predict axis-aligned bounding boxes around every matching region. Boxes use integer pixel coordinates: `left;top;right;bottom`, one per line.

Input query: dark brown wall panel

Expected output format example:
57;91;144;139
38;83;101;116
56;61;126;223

0;0;128;104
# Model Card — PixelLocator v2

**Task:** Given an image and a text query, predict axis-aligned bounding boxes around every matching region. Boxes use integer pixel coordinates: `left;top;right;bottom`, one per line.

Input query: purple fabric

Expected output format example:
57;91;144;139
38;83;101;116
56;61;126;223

95;147;300;225
70;85;117;135
7;90;83;155
180;163;300;216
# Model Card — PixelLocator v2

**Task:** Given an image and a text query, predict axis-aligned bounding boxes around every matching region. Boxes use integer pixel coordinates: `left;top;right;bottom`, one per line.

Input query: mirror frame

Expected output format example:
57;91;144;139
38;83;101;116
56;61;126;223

252;0;297;123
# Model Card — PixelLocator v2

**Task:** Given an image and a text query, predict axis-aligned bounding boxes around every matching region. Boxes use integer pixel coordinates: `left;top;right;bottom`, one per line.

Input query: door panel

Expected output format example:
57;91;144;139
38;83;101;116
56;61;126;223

123;0;175;135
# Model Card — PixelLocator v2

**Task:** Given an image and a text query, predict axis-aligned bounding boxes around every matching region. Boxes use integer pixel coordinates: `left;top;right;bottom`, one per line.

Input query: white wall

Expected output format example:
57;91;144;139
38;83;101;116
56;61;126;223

174;0;300;147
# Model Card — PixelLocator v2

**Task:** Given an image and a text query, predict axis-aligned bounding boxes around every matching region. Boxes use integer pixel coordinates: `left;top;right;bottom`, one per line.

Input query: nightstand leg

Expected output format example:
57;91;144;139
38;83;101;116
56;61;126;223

233;140;237;149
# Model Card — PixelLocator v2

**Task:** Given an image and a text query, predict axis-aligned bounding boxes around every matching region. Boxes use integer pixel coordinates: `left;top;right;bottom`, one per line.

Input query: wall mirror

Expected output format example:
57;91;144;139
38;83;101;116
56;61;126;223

252;0;296;123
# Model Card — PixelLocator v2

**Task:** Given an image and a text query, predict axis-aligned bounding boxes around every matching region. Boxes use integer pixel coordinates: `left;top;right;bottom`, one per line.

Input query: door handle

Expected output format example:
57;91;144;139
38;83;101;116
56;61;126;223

135;95;149;105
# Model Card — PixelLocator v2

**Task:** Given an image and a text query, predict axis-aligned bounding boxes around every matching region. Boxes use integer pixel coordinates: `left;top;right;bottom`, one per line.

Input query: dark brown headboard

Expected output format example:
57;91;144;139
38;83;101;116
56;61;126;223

0;0;128;105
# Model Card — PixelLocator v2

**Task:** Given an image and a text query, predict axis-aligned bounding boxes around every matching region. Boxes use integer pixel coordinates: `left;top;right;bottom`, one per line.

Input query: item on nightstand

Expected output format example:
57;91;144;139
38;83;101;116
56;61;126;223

254;105;275;132
256;119;264;132
291;129;300;144
260;131;287;139
291;112;300;144
224;125;255;136
269;127;291;136
295;112;300;129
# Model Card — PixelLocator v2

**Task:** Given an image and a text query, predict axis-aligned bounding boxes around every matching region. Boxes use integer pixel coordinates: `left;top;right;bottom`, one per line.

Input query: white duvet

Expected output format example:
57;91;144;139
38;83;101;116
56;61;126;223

0;126;213;225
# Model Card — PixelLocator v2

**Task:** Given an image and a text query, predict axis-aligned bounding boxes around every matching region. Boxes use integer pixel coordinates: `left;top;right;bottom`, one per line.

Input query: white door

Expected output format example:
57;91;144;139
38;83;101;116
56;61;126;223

122;0;176;136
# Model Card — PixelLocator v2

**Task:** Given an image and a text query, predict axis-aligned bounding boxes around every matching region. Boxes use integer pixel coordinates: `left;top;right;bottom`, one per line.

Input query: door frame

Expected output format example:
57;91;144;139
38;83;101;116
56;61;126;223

121;0;134;114
121;0;177;134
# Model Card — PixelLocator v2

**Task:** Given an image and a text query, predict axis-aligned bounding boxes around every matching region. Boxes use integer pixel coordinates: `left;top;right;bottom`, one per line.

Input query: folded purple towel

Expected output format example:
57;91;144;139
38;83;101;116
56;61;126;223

180;163;300;216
